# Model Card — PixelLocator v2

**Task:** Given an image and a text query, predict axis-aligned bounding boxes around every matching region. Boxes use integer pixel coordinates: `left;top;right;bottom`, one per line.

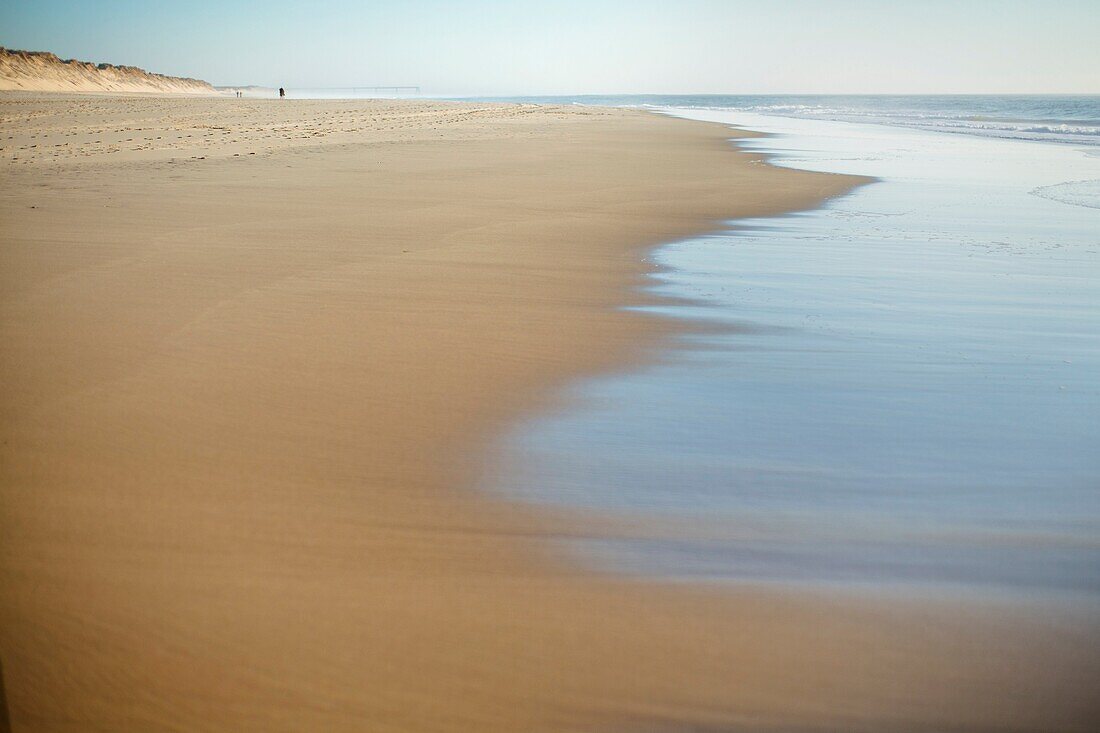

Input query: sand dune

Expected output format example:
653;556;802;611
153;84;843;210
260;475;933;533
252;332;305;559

2;96;1098;732
0;48;214;94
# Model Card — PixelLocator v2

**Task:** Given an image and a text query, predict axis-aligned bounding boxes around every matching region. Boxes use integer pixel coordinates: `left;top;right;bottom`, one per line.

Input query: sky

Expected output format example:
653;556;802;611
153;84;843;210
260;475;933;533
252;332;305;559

2;0;1099;95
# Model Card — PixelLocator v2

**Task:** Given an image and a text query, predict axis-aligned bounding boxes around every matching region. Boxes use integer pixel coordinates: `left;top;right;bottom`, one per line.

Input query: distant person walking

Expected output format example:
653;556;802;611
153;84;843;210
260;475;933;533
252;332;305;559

279;87;285;98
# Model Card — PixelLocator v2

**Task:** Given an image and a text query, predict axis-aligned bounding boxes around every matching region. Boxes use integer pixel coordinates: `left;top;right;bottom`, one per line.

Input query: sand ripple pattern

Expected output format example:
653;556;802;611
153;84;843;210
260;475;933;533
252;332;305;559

0;94;606;169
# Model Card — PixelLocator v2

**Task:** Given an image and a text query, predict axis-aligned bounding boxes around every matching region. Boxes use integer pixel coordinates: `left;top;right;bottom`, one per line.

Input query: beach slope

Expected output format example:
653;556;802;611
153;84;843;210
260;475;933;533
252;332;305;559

1;96;1097;732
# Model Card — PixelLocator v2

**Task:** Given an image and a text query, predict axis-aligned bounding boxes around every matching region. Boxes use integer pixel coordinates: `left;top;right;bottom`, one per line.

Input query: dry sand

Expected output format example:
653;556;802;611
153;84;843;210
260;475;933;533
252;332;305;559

1;95;1098;732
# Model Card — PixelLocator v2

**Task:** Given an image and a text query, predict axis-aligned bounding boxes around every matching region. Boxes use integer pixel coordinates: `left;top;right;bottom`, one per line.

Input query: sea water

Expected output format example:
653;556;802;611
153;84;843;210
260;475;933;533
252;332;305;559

469;94;1100;148
483;98;1100;600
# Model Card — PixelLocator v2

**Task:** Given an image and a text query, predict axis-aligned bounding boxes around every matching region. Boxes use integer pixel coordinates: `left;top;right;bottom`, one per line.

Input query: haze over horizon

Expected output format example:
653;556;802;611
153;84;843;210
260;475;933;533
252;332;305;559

2;0;1099;96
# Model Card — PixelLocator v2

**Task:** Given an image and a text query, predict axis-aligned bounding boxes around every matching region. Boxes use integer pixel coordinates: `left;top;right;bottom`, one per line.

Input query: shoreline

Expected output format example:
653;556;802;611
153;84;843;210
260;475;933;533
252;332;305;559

480;105;1100;599
2;95;1098;732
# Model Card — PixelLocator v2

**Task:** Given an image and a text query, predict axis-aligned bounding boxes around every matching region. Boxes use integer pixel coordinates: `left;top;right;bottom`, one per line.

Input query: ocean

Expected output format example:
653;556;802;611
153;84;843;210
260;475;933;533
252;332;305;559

479;95;1100;601
471;94;1100;149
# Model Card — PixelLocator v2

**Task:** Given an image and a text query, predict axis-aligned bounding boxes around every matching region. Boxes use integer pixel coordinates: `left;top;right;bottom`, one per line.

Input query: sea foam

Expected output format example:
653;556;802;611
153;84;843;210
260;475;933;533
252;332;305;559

1031;179;1100;209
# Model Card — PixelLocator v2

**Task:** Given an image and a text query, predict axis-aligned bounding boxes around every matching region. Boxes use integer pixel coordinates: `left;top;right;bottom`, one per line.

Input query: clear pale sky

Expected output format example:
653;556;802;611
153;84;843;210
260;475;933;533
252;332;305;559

2;0;1098;94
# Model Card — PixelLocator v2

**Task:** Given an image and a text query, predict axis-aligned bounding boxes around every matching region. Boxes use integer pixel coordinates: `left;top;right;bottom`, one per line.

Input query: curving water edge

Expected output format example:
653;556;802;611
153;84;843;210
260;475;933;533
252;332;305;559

483;101;1100;604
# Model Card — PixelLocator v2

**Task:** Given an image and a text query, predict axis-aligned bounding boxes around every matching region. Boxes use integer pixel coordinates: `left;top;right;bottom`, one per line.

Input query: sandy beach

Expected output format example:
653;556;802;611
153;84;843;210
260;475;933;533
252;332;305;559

2;95;1098;732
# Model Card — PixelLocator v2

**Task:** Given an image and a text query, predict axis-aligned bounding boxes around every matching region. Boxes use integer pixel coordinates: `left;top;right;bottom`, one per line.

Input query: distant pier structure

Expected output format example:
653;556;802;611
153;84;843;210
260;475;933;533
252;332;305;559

308;85;421;96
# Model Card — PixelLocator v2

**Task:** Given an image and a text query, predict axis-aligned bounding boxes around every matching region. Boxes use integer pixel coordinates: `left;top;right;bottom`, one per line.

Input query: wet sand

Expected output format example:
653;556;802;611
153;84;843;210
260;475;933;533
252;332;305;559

1;95;1097;732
